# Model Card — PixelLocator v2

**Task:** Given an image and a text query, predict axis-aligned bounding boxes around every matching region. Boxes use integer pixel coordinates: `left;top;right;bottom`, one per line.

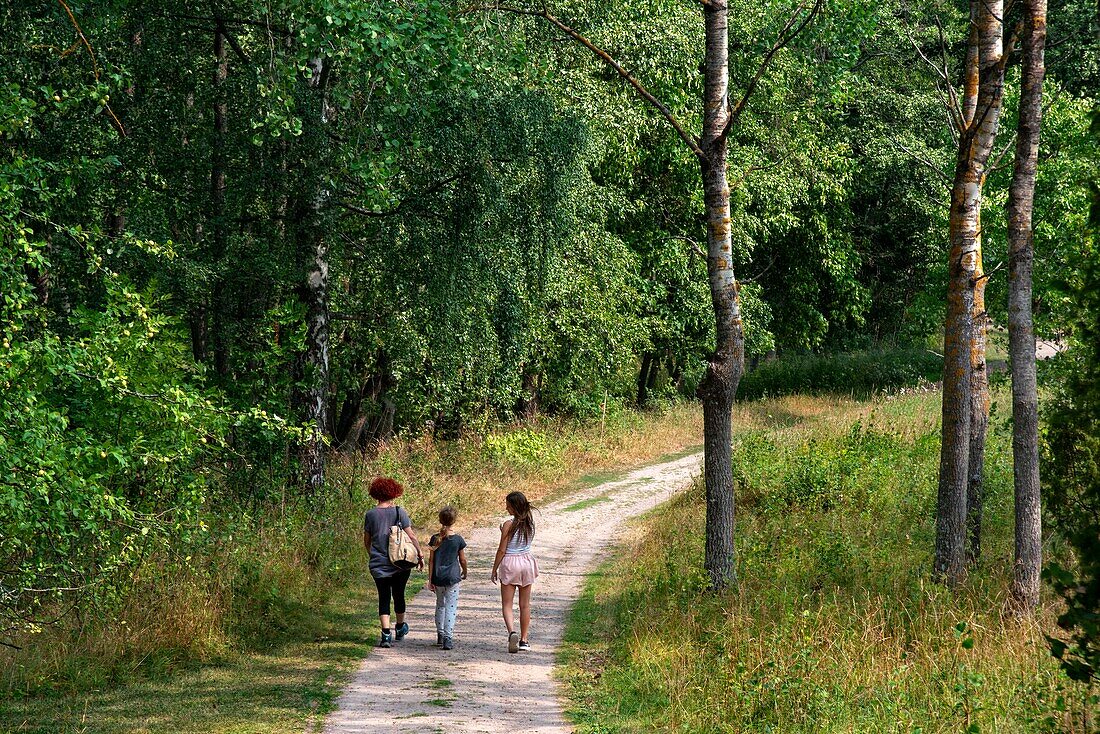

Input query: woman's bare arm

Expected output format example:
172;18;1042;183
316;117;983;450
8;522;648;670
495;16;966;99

491;520;512;582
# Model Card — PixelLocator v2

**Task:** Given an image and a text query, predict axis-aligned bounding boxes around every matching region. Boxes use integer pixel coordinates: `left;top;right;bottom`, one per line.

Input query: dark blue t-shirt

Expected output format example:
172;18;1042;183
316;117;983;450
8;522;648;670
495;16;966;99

363;505;411;578
429;533;466;587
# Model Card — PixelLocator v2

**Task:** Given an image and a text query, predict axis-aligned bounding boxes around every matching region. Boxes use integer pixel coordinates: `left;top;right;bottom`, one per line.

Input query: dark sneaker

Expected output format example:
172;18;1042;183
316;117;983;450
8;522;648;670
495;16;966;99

518;640;530;651
508;631;520;653
378;631;392;648
442;636;454;651
395;622;409;641
437;632;444;646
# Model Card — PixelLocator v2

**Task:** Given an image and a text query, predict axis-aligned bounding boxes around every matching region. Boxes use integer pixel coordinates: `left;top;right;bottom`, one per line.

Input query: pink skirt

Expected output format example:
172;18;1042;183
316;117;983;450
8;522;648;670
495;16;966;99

498;552;539;586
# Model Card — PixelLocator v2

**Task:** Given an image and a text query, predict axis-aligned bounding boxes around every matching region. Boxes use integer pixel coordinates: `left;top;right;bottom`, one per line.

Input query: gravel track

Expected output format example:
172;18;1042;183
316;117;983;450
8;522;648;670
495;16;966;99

322;451;702;734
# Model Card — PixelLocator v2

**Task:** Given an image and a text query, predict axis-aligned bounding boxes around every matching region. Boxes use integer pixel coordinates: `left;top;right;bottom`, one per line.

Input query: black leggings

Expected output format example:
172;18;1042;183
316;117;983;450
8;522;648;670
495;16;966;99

373;569;411;618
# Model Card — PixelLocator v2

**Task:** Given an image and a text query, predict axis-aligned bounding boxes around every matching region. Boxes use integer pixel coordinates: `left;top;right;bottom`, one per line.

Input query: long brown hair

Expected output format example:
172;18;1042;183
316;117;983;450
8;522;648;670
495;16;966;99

506;491;535;544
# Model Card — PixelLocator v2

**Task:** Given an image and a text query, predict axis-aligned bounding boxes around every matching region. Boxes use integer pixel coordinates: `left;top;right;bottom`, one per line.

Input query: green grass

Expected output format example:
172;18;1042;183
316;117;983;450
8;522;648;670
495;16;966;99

739;347;943;400
1;399;707;731
0;584;377;734
558;390;1083;733
564;495;612;512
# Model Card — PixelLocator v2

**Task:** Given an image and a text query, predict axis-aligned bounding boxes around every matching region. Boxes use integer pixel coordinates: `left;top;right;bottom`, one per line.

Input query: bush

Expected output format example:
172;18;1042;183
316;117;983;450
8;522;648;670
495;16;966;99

738;348;942;400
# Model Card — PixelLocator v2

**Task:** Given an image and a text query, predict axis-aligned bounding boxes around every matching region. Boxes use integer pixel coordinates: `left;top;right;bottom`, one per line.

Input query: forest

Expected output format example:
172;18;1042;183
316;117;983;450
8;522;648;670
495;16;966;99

2;0;1100;730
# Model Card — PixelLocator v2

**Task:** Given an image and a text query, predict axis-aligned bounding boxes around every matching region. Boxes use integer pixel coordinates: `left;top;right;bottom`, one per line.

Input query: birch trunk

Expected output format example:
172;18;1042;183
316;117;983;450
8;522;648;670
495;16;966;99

696;0;743;590
937;0;1006;584
295;56;332;494
965;0;1007;565
1007;0;1047;612
967;218;989;563
937;155;978;584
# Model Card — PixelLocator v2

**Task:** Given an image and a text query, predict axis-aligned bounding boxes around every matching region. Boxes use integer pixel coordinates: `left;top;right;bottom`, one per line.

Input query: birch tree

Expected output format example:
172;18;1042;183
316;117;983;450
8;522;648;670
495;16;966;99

934;0;1009;584
491;0;823;588
1006;0;1047;611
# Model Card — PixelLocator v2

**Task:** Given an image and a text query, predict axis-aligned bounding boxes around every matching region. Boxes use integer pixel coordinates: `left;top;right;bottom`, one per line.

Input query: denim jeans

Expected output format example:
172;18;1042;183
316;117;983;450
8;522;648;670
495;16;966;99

434;583;460;638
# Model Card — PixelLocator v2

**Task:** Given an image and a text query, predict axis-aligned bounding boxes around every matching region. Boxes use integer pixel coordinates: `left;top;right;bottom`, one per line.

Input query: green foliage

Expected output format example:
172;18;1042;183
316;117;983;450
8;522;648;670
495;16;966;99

1042;109;1100;685
2;0;1097;710
738;348;943;399
483;428;564;470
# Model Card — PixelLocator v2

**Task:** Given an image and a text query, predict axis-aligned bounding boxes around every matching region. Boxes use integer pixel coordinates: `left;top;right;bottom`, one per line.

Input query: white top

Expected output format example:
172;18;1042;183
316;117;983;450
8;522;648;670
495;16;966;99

504;516;533;555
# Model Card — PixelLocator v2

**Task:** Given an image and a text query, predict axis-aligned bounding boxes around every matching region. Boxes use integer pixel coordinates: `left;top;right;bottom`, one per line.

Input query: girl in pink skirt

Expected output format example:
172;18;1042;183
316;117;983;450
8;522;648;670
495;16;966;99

490;491;539;653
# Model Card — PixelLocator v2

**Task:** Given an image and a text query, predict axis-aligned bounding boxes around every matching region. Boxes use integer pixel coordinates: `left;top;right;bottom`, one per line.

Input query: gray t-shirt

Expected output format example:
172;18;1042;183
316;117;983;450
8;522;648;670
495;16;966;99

363;505;411;578
429;533;467;587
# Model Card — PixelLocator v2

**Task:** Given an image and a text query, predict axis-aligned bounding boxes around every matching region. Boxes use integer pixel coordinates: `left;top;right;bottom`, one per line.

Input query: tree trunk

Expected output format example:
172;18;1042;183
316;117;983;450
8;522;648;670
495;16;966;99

936;0;1006;585
696;0;743;590
967;238;989;564
1007;0;1047;612
647;353;660;391
211;21;230;377
516;369;541;419
363;399;396;448
189;305;208;362
637;352;654;406
295;56;332;494
936;155;976;584
964;0;1008;566
335;389;364;448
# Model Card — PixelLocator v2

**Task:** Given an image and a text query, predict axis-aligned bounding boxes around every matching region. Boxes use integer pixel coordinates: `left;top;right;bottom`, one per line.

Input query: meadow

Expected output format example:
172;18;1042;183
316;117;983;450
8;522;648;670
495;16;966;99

559;390;1082;733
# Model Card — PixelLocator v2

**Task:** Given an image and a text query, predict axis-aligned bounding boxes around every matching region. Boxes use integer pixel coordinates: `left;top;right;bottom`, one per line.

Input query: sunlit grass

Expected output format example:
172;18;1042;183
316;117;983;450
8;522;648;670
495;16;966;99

1;399;705;730
560;390;1084;733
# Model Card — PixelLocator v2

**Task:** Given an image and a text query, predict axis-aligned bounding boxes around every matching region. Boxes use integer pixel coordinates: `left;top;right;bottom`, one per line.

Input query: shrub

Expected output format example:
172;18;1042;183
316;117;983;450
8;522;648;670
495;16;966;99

738;348;942;400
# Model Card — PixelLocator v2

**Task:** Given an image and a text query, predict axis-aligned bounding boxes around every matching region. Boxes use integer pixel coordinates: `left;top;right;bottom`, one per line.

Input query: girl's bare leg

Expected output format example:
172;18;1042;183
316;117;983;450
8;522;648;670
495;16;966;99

500;584;517;633
518;584;532;641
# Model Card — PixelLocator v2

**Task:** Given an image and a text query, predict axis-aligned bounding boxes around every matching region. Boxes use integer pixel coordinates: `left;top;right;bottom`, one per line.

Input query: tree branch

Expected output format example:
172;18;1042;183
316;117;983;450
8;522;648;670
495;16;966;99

727;0;825;129
671;234;707;260
223;26;250;63
933;17;965;134
886;135;953;184
339;171;467;218
482;4;705;160
57;0;127;137
907;20;964;134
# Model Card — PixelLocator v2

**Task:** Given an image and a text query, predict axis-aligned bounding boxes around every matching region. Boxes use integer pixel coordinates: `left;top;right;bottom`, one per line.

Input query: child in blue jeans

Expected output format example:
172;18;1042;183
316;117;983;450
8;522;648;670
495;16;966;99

426;506;467;650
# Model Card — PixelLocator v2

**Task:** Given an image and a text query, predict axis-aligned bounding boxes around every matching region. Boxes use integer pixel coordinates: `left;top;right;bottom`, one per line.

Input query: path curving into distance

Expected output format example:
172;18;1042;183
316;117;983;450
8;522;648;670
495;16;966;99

322;451;703;734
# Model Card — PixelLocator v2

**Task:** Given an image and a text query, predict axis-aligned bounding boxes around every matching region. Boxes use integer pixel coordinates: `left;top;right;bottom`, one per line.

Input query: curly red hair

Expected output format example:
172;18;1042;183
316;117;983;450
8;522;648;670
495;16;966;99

369;476;404;501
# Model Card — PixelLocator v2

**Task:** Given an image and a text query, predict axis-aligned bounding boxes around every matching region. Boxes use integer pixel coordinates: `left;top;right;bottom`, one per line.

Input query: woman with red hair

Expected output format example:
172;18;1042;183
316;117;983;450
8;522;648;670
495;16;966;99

362;476;424;647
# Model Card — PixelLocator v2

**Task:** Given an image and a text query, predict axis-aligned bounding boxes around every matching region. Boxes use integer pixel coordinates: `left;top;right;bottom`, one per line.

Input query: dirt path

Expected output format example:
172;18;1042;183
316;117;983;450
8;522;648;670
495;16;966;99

322;451;703;734
1036;339;1065;360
